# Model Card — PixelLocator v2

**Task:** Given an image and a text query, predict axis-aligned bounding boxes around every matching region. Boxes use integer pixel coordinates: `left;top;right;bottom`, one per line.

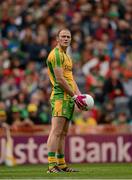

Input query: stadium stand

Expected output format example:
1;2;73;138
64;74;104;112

0;0;132;129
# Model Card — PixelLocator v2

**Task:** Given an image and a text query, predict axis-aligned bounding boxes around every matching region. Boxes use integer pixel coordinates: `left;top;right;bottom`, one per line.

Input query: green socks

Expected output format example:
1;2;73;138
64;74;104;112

56;154;67;169
48;152;56;169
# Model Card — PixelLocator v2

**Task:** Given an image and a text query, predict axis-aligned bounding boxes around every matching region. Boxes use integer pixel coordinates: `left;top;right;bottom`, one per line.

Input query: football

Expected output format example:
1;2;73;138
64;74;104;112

83;94;94;110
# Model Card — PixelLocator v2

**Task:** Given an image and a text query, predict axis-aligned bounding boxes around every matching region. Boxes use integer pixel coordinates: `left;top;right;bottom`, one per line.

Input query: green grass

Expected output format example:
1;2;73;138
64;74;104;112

0;163;132;179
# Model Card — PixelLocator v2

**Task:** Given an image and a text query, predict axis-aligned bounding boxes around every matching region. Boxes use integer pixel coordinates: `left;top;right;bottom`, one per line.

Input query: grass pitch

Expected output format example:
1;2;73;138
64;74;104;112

0;163;132;179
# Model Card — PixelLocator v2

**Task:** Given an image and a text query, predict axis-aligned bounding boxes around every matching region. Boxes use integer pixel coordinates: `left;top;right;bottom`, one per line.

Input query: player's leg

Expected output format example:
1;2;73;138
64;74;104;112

56;98;74;159
56;120;79;172
47;117;67;152
56;99;78;172
57;119;69;169
47;116;66;172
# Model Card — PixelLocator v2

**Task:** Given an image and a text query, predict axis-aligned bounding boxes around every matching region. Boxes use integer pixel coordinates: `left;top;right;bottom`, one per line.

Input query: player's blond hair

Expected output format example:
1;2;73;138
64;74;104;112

57;28;71;37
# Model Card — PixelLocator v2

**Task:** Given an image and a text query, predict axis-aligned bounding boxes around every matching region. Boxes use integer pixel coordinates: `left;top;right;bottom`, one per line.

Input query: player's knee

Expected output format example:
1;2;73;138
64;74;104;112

52;129;62;137
61;130;68;137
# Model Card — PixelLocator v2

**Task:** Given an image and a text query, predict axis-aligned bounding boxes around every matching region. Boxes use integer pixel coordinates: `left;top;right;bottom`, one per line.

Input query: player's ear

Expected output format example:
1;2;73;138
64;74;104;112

56;36;59;42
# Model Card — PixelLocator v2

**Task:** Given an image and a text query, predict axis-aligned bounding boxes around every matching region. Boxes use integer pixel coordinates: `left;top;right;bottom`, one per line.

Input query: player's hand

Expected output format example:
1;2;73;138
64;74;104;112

72;94;87;110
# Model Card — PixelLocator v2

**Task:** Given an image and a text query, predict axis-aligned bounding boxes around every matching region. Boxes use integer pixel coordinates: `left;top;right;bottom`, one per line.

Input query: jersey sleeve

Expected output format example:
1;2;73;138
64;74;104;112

49;48;63;68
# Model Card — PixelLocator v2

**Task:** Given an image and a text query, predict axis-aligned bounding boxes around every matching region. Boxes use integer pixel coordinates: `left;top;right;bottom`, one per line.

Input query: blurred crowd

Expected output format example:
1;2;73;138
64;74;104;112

0;0;132;129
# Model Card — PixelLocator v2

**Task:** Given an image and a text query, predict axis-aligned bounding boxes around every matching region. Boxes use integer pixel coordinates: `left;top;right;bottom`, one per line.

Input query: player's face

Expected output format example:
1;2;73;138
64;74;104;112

57;30;71;48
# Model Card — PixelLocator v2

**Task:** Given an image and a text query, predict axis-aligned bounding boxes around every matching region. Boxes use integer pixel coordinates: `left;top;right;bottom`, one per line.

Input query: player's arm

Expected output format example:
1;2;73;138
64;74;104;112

52;49;86;108
73;79;81;95
54;67;75;97
54;67;86;109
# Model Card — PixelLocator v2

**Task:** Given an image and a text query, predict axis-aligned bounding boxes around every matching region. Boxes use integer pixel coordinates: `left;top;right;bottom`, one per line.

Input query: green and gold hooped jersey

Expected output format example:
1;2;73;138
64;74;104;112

47;47;75;100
